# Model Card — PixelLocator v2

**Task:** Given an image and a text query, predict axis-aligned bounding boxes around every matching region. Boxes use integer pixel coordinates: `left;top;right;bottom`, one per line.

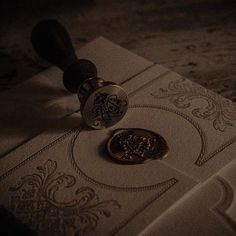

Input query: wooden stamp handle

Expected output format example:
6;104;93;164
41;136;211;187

31;19;97;93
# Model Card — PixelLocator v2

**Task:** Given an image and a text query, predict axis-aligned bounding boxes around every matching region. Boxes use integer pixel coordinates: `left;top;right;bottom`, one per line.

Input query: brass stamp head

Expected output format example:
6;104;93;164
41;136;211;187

78;77;128;129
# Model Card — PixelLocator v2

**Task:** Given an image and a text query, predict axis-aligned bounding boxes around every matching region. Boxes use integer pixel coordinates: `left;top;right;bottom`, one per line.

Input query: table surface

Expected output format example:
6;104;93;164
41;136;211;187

0;0;235;101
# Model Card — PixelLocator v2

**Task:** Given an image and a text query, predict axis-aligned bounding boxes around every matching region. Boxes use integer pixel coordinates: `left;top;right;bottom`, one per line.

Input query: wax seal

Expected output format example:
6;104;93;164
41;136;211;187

106;128;169;164
31;19;128;129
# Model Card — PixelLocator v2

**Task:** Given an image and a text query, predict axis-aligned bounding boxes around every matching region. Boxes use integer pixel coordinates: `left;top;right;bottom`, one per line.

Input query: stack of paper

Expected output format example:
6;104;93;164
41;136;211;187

0;37;235;236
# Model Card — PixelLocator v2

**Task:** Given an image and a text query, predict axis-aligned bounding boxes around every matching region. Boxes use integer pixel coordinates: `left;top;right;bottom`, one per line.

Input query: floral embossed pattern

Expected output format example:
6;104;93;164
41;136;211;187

151;79;236;132
8;159;120;236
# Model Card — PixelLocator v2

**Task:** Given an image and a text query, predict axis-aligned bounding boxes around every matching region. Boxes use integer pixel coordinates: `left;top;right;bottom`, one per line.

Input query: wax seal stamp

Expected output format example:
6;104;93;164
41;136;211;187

31;20;128;129
106;128;169;164
78;78;128;129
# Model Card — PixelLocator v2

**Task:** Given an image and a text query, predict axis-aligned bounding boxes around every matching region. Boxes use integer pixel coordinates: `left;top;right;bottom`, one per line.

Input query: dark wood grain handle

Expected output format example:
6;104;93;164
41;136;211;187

31;19;97;93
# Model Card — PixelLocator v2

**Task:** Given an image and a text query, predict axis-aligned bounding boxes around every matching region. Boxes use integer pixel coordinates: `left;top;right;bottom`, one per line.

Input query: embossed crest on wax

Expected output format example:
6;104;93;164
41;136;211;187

106;128;169;164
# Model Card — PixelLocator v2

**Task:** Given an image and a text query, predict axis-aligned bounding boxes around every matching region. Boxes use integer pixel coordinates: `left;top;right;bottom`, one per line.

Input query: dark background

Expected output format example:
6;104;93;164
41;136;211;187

0;0;236;101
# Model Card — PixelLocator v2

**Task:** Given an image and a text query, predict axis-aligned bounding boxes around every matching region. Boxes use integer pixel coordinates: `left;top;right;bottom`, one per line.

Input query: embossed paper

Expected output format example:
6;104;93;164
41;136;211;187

141;159;236;236
0;38;235;236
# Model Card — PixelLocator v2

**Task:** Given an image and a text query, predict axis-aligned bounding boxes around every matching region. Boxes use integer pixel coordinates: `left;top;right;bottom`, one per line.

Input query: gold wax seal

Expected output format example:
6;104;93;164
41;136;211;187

106;128;169;164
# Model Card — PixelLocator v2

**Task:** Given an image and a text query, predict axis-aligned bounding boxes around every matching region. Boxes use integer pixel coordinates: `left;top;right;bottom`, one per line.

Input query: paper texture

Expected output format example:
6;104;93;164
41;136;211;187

140;159;236;236
0;38;235;236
